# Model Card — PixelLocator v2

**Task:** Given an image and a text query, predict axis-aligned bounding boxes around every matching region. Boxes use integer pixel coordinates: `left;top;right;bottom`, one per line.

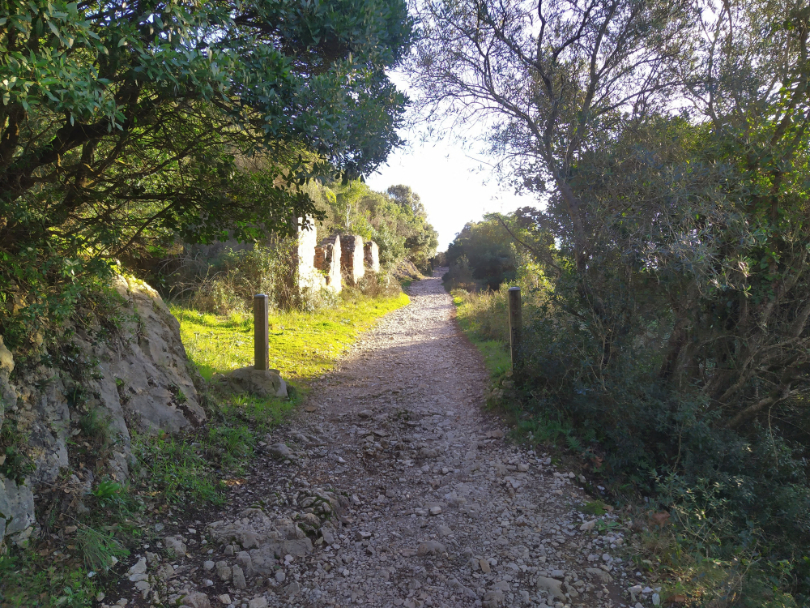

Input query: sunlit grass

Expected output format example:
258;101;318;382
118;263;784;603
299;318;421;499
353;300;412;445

172;290;410;385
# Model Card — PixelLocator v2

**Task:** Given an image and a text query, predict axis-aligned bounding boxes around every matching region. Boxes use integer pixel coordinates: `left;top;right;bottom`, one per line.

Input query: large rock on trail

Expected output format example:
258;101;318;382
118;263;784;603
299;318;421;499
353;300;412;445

213;367;287;399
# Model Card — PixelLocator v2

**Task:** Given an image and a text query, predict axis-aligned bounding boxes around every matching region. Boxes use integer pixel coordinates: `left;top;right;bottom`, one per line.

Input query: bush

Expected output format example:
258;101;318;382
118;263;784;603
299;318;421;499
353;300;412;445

354;272;402;299
164;239;333;315
513;278;810;603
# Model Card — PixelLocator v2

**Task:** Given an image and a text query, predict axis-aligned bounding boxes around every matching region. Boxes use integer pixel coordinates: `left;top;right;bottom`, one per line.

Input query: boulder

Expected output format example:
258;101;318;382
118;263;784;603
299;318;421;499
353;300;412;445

0;476;35;546
0;275;205;549
213;367;287;399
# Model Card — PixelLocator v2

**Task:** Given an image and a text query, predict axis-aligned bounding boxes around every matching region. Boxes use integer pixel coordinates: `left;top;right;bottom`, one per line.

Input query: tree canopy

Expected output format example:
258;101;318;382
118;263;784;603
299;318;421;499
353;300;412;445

0;0;414;346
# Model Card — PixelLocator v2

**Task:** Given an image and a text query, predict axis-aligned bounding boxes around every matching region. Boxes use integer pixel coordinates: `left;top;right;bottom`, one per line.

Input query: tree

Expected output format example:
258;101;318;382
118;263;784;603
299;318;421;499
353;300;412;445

446;217;517;289
0;0;414;345
411;0;690;270
317;180;438;271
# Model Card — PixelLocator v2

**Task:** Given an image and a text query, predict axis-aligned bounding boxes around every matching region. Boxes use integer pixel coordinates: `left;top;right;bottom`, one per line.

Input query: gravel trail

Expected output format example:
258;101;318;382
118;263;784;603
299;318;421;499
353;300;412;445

111;271;639;608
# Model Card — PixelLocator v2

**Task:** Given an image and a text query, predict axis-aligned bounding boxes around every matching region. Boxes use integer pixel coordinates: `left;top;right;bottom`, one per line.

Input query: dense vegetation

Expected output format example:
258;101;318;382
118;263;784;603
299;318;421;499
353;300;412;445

0;0;414;351
155;179;437;314
426;0;810;604
444;215;520;289
315;181;439;271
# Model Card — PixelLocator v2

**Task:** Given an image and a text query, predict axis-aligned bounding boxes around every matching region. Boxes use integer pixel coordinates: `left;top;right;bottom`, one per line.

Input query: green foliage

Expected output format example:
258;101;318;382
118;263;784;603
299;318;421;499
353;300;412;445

132;430;225;506
90;480;125;509
0;419;35;484
316;180;439;272
175;239;303;315
0;552;97;608
580;501;608;516
75;526;129;573
445;214;545;290
0;0;414;346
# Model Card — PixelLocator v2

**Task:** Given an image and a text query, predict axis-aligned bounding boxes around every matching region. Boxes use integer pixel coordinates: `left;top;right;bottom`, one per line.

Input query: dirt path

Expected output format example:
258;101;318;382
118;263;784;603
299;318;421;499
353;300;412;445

111;271;638;608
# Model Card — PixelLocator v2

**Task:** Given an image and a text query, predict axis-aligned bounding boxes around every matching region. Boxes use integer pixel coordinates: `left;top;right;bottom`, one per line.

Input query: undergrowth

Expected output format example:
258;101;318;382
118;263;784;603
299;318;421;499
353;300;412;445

451;285;808;608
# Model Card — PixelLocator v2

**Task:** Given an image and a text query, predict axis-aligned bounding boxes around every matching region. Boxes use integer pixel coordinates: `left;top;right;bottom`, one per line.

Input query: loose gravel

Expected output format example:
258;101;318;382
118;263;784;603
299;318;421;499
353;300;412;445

105;271;657;608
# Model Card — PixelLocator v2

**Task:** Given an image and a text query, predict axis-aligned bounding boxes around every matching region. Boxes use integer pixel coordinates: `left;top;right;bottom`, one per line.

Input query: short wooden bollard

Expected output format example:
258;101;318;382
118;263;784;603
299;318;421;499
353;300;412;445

254;294;269;371
508;286;522;369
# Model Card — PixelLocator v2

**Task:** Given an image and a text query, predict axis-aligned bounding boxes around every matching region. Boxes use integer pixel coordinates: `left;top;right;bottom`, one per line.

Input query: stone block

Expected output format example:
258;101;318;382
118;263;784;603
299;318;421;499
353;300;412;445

364;241;380;272
340;235;365;285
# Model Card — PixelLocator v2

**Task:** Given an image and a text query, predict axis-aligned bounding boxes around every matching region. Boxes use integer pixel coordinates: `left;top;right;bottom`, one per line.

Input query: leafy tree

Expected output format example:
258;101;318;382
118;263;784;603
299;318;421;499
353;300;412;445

0;0;414;346
415;0;810;596
317;180;438;271
446;217;517;289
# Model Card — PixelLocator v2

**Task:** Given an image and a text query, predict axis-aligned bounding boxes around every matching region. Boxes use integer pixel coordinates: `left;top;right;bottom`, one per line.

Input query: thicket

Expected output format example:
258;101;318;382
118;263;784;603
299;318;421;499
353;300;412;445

421;0;810;603
444;215;524;289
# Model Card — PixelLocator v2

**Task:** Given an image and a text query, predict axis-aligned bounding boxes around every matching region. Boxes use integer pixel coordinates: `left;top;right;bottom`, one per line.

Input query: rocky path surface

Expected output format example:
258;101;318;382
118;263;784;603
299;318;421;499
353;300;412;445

109;271;646;608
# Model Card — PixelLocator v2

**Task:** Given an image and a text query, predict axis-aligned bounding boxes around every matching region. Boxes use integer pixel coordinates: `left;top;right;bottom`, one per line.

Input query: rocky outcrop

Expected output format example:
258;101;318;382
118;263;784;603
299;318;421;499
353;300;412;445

0;275;205;549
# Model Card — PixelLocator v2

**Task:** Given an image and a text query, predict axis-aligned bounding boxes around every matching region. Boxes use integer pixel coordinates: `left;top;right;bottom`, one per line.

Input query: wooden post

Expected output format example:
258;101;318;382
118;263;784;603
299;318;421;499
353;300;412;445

508;287;522;369
254;294;269;371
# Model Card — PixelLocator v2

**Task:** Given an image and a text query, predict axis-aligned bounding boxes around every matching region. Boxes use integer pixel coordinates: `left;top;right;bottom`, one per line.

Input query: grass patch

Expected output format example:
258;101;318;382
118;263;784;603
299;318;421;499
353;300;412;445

452;289;511;380
0;552;98;608
173;290;410;385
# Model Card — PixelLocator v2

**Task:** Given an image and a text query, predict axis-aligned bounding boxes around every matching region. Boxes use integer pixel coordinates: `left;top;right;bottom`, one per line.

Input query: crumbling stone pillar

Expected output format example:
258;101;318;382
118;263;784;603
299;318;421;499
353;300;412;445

364;241;380;273
340;235;365;285
314;235;342;293
296;217;324;292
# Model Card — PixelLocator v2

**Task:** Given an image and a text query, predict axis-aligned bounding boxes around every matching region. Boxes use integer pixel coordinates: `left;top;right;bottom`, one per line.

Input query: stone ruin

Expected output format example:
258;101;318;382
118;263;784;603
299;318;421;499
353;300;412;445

364;241;380;273
295;220;381;293
296;218;324;293
313;234;342;293
339;235;365;285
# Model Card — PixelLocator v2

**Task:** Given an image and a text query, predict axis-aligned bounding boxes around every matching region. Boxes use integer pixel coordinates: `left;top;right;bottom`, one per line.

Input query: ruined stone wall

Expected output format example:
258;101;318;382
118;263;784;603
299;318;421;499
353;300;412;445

296;217;325;293
0;276;205;548
340;235;365;285
314;235;342;293
364;241;380;273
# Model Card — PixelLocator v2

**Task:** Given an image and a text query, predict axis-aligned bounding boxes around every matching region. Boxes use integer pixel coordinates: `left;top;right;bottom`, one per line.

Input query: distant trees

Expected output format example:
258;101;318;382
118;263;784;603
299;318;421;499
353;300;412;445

445;217;518;290
314;181;439;272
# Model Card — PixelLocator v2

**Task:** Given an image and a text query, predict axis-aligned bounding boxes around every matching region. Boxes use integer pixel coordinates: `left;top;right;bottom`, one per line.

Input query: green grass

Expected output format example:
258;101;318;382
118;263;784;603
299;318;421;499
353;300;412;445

172;290;410;384
452;292;511;379
0;552;98;608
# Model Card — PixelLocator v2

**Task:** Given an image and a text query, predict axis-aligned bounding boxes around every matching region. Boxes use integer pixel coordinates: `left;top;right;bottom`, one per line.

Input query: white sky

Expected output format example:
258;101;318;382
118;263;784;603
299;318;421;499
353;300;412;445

365;71;537;251
367;135;536;251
